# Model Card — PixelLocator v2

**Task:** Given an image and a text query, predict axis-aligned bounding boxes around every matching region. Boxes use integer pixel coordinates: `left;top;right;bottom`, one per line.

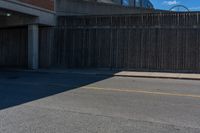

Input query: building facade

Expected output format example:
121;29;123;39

0;0;154;27
0;0;56;26
18;0;55;10
57;0;154;16
97;0;153;8
0;0;154;69
0;0;56;69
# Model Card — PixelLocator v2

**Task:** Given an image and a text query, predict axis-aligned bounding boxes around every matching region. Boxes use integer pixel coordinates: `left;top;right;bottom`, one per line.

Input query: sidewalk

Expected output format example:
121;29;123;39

37;69;200;80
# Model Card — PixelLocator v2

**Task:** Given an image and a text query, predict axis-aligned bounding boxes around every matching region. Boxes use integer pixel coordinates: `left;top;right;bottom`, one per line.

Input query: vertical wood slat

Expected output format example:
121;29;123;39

39;12;200;73
0;27;27;68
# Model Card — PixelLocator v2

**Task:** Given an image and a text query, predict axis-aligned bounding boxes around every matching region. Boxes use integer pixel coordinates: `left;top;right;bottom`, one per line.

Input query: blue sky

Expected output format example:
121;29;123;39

150;0;200;11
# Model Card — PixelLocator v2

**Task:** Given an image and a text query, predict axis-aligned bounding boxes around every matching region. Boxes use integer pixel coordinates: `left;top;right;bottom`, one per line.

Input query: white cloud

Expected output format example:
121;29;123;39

162;0;180;6
189;6;200;10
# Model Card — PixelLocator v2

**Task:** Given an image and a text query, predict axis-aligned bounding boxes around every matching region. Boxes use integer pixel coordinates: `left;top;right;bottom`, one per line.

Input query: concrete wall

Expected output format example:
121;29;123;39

0;0;56;26
97;0;121;5
56;0;155;16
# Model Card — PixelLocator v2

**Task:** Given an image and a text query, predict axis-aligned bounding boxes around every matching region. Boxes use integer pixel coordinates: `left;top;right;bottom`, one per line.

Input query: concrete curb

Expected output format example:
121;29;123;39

112;72;200;80
112;74;200;80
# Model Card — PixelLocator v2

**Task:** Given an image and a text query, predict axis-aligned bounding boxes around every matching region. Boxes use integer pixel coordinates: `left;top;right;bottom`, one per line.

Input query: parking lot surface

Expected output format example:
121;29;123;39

0;71;200;133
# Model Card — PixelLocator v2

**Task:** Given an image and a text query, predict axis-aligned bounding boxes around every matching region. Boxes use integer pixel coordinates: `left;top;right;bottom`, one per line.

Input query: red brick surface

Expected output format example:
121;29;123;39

18;0;54;11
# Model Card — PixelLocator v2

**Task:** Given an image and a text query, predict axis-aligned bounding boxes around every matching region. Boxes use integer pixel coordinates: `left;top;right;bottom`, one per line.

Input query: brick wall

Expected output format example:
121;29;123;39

18;0;54;11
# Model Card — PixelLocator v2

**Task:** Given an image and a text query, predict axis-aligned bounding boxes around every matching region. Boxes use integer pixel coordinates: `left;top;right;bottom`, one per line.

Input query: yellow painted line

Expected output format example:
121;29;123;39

82;86;200;99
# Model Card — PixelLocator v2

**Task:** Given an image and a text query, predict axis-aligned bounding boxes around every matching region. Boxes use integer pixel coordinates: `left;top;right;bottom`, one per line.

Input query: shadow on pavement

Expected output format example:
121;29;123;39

0;70;116;110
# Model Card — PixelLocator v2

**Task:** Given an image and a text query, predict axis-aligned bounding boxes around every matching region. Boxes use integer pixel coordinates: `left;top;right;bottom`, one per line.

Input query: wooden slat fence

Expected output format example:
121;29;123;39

40;12;200;72
0;27;28;68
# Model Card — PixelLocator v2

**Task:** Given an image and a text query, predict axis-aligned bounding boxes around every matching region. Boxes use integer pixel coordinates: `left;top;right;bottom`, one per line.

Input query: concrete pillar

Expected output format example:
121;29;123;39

28;24;39;70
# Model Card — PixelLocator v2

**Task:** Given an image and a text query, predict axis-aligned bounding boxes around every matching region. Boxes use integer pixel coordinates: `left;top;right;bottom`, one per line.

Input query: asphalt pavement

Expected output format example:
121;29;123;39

0;70;200;133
